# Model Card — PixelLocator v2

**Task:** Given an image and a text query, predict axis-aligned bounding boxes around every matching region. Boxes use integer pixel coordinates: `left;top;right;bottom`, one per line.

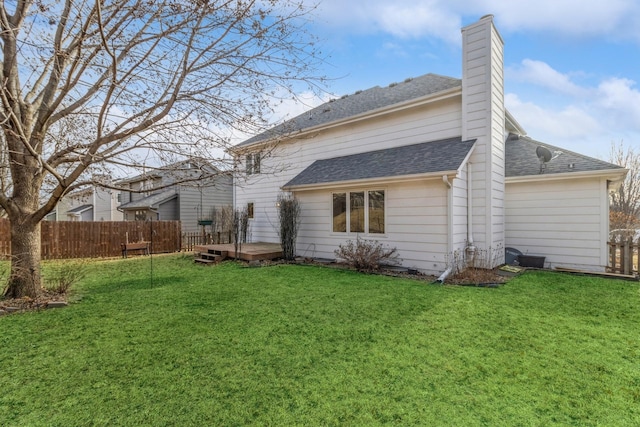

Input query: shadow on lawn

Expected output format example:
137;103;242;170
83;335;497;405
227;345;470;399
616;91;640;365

87;275;192;295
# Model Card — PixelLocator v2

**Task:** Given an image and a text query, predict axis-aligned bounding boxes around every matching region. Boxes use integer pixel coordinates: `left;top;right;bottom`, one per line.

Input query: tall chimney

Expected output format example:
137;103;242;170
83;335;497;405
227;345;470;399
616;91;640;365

461;15;506;264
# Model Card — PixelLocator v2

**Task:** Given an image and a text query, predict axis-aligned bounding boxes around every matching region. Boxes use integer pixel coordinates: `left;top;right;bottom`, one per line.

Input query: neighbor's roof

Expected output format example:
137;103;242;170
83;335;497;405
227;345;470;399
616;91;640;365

283;137;475;190
66;204;93;214
505;134;624;177
238;74;462;148
118;190;177;210
118;159;225;184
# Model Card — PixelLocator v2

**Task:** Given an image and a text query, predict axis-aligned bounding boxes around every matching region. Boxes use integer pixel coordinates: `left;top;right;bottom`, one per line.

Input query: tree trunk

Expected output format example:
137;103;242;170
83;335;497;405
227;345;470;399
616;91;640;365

4;219;42;299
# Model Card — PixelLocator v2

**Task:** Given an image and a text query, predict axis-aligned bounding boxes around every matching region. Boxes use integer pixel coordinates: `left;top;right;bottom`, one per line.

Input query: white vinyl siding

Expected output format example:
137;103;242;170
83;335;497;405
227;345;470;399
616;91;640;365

505;178;608;271
462;16;505;263
177;175;233;233
290;181;449;273
234;95;463;250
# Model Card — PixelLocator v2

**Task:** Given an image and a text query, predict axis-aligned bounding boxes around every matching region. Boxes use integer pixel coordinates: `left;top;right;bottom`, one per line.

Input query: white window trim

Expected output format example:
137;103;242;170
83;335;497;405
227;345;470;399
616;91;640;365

330;188;387;236
246;152;261;176
247;202;255;219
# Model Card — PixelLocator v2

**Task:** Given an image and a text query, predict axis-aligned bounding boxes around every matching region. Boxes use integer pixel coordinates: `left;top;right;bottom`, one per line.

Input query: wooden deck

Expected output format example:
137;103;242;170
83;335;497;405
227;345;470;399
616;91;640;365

193;242;283;262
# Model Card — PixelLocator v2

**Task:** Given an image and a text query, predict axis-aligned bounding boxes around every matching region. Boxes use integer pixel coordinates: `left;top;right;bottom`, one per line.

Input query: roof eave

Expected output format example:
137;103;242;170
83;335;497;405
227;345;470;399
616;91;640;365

283;170;461;192
505;110;526;135
506;168;628;184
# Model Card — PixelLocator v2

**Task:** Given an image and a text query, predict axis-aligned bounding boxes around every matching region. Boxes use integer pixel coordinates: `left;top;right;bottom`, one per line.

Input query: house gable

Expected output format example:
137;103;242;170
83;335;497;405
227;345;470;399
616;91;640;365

237;74;462;149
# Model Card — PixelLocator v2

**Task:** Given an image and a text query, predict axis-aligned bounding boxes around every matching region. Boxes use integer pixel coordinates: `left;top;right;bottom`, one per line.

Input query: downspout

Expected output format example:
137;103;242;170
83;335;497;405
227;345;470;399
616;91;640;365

466;163;476;266
436;175;453;283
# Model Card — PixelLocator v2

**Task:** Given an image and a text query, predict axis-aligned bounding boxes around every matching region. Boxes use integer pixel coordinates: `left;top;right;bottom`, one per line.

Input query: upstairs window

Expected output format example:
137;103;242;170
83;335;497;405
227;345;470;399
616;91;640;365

246;152;261;175
332;190;385;234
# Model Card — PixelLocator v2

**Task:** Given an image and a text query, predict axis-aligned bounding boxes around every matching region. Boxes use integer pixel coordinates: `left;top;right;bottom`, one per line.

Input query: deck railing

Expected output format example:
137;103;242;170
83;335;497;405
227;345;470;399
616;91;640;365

181;231;234;252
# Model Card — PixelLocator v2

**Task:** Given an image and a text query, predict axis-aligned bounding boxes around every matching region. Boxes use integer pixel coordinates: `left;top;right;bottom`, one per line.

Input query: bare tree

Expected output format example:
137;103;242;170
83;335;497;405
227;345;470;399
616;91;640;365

0;0;324;298
609;141;640;233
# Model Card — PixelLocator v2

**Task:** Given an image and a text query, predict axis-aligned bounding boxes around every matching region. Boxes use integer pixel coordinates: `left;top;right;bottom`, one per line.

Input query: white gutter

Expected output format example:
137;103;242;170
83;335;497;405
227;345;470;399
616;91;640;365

506;168;628;184
283;170;460;192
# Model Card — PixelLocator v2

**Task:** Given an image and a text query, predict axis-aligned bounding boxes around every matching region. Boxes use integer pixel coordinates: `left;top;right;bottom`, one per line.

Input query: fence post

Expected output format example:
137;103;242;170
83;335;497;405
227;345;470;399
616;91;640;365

623;238;631;275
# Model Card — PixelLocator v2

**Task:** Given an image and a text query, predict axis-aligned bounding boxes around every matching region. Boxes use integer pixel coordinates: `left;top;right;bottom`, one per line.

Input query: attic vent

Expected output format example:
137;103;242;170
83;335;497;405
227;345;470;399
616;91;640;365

355;90;362;95
322;108;331;113
404;77;413;83
341;94;348;99
329;98;336;102
389;82;398;87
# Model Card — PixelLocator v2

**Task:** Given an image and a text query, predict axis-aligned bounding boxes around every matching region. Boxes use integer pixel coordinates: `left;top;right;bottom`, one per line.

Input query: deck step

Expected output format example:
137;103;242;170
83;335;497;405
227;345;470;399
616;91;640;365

207;249;228;258
194;251;227;265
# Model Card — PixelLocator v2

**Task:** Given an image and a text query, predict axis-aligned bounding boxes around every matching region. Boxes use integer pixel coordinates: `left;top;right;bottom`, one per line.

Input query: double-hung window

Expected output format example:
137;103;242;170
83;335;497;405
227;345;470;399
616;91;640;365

332;190;385;234
246;153;261;175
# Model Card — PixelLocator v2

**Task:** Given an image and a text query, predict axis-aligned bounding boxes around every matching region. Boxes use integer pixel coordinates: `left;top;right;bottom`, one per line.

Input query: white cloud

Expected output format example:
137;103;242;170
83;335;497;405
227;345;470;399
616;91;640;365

375;3;461;42
508;59;588;97
596;78;640;127
315;0;640;42
482;0;637;38
507;60;640;143
506;71;640;158
314;0;461;42
505;93;601;139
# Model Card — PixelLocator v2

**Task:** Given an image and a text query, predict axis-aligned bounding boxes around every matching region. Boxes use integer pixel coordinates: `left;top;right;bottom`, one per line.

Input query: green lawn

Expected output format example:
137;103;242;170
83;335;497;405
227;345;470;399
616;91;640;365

1;255;639;426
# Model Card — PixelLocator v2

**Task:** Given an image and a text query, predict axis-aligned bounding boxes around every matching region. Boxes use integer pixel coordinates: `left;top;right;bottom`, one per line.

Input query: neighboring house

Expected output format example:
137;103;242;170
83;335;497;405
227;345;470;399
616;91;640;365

45;184;123;222
232;15;626;274
118;160;233;232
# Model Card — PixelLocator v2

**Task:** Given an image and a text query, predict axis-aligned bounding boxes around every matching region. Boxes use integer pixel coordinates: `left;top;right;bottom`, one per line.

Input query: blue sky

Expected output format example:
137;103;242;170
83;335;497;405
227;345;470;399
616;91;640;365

277;0;640;161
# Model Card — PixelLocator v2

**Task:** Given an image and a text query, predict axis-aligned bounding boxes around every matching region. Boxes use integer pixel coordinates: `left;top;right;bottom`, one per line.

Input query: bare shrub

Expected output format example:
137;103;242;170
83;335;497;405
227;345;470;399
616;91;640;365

277;194;301;261
43;260;88;295
0;262;9;296
445;244;505;284
232;207;249;258
335;236;400;271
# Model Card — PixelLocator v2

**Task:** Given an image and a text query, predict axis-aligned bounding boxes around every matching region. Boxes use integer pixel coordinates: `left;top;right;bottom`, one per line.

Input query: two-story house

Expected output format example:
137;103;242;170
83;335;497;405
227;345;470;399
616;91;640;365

232;15;626;274
45;180;123;222
118;160;233;232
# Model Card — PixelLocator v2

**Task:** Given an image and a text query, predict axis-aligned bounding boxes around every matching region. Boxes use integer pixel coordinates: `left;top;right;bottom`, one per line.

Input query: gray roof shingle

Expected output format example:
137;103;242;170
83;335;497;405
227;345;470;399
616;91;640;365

119;190;177;210
238;74;461;147
66;204;93;214
283;137;475;189
505;134;623;177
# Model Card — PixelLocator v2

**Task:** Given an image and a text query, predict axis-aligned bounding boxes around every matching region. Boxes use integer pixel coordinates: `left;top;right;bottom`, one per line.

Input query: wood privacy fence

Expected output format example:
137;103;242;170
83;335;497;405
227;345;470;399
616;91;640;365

0;219;181;260
607;238;639;275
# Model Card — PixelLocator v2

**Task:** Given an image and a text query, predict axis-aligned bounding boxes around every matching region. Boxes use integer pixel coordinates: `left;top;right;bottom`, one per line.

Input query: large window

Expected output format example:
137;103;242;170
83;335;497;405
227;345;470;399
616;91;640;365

332;190;385;234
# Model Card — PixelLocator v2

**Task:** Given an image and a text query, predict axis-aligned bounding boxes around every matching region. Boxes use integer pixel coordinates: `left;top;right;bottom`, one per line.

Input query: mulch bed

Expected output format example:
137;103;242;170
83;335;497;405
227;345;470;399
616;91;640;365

0;290;68;316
